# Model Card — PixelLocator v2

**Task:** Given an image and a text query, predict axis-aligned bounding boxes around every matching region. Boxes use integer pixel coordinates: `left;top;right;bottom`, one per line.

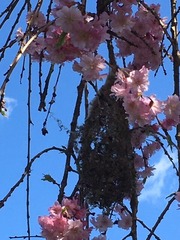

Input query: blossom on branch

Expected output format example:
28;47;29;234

55;6;83;33
53;0;75;9
114;3;166;69
162;95;180;129
91;214;113;232
126;66;149;95
73;53;106;81
115;205;132;230
38;198;91;240
63;219;91;240
26;11;46;28
92;234;107;240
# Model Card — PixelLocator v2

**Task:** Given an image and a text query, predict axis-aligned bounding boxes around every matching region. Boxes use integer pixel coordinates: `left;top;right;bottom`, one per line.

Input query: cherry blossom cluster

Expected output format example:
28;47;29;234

38;197;92;240
90;205;132;239
18;0;109;68
111;66;180;129
16;0;166;80
111;66;180;192
39;198;134;240
113;2;166;70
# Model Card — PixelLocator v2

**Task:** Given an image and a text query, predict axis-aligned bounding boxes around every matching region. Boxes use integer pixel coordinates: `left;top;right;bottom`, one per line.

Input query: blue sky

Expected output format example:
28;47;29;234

0;1;180;239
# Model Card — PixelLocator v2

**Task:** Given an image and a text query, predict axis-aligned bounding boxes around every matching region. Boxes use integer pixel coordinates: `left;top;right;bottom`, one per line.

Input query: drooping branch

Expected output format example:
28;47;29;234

41;65;62;135
26;55;32;240
171;0;179;96
0;146;65;209
137;219;161;240
0;0;19;29
57;79;86;203
146;197;175;240
0;1;27;61
137;0;173;45
170;0;180;191
38;63;55;112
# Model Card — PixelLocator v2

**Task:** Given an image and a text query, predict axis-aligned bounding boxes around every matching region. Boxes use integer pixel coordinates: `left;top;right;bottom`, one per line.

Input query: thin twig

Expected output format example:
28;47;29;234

58;79;85;203
170;0;180;191
9;235;43;239
0;146;65;209
26;55;33;240
136;0;173;45
41;64;62;135
0;1;27;61
146;197;175;240
137;219;161;240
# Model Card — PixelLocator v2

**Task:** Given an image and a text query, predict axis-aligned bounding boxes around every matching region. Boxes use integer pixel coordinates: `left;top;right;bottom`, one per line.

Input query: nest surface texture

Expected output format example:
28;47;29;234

77;78;135;209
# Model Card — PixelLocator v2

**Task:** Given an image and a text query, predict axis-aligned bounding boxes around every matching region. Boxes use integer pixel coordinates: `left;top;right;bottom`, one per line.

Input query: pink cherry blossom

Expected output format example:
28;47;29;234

61;197;87;219
111;0;136;19
115;3;165;70
26;24;78;63
143;141;161;159
92;235;107;240
55;6;83;33
70;22;94;50
161;95;180;130
70;15;109;51
64;219;91;240
111;69;131;98
131;128;147;149
110;9;134;34
163;95;180;125
26;11;46;28
148;95;163;116
16;28;24;42
111;66;150;99
126;66;149;95
115;205;132;230
134;154;145;169
111;80;130;99
118;214;132;230
91;214;113;232
43;25;81;63
138;166;156;178
38;199;91;240
53;0;75;9
123;94;162;127
49;201;62;216
38;215;68;240
73;53;106;81
136;180;144;195
161;118;177;130
175;192;180;202
25;37;45;61
123;95;153;127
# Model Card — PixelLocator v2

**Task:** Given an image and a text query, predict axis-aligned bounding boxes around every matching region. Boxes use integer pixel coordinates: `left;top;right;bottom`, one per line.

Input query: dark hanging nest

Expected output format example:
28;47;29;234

76;74;136;209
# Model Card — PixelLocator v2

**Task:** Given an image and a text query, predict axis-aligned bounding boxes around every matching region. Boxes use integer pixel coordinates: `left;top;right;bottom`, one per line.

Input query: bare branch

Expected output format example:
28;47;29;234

146;197;175;240
58;79;86;203
0;146;65;209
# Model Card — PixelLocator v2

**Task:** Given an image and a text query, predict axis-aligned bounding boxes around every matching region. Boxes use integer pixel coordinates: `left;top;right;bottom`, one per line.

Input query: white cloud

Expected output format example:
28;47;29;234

139;152;178;203
0;97;17;118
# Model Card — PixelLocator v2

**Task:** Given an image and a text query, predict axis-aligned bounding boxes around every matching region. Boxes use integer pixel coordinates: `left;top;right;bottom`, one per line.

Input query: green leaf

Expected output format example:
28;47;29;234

56;32;68;48
0;110;6;116
41;174;56;184
166;135;173;151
